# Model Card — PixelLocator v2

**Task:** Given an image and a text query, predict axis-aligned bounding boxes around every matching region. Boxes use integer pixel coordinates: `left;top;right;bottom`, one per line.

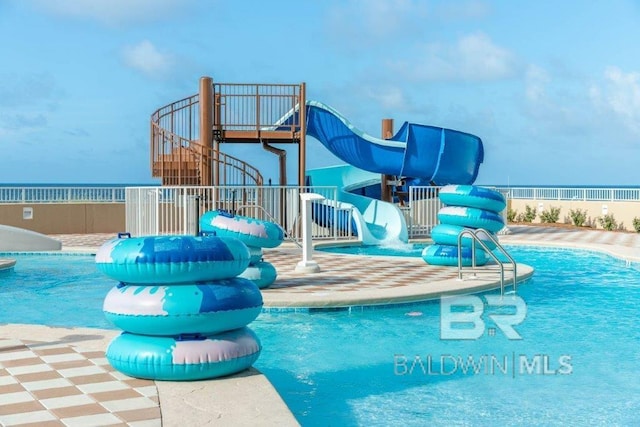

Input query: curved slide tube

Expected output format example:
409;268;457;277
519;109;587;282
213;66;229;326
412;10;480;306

301;100;484;184
288;100;483;245
306;164;408;245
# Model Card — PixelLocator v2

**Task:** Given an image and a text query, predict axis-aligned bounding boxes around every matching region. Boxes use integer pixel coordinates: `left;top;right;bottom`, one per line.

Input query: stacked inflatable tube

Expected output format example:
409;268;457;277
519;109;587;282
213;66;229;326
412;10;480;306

96;235;263;381
421;244;488;267
423;185;505;267
200;210;284;289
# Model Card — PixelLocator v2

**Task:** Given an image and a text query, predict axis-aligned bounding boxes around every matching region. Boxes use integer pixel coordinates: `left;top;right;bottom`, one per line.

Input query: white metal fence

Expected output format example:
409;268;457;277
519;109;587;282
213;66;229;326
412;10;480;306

124;186;357;242
0;187;126;203
406;186;443;238
124;186;447;241
497;187;640;202
5;185;640;240
3;186;639;206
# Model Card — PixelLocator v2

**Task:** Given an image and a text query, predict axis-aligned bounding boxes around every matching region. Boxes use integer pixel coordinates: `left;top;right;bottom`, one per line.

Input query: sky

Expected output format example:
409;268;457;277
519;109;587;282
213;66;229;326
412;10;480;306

1;0;639;186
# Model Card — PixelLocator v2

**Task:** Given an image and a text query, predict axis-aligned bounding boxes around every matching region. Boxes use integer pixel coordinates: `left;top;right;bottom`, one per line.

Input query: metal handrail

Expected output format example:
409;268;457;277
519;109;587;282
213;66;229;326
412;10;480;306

457;228;517;296
236;204;302;248
150;91;264;186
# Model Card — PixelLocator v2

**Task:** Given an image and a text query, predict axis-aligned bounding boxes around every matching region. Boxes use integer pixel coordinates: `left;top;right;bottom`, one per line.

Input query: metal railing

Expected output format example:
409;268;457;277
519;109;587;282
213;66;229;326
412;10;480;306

0;187;126;203
497;187;640;202
407;186;443;238
124;186;357;242
213;83;302;135
150;93;264;186
6;183;640;239
457;228;517;297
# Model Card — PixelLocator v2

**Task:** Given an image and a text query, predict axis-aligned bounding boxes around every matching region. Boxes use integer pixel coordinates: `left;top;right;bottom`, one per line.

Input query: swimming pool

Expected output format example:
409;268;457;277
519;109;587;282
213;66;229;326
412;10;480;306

1;247;639;425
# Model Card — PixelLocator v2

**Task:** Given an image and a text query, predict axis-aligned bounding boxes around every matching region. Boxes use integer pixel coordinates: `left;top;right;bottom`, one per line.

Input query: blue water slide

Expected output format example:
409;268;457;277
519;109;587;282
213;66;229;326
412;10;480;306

304;101;484;185
306;164;408;245
276;101;484;245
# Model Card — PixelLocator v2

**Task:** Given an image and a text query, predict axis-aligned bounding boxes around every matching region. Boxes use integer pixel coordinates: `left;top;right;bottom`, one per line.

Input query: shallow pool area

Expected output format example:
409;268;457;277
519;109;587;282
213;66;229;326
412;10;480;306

258;246;640;425
1;247;639;425
0;253;113;329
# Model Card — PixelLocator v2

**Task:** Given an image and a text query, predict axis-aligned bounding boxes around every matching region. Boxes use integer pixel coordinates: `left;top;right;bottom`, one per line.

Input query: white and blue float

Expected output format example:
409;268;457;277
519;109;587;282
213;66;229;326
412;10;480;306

438;184;506;213
248;246;264;264
106;327;261;381
95;234;250;283
102;278;263;335
96;233;264;381
421;244;487;267
430;223;497;251
200;210;284;249
423;185;505;267
238;261;278;289
437;206;504;234
200;210;284;289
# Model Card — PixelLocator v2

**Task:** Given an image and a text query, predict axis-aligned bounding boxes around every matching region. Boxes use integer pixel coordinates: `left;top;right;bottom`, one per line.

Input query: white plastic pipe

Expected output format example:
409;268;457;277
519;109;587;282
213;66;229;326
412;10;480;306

295;192;325;273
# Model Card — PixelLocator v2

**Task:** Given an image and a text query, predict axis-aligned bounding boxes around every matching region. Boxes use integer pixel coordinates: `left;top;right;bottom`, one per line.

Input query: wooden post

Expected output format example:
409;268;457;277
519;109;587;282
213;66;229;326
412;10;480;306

199;76;213;186
381;118;394;202
298;83;307;188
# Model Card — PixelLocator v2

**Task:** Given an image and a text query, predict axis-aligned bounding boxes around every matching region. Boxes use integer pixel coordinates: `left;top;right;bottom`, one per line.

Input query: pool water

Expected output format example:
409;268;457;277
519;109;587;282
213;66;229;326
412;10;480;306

1;247;639;425
0;254;113;329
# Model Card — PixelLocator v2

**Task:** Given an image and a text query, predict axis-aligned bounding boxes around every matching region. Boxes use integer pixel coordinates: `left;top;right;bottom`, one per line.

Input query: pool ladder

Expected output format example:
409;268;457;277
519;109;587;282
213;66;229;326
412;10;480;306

457;228;517;297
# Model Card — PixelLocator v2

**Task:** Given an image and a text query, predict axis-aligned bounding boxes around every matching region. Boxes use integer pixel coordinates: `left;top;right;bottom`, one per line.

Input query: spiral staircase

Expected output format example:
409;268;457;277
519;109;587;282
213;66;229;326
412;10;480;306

150;78;306;187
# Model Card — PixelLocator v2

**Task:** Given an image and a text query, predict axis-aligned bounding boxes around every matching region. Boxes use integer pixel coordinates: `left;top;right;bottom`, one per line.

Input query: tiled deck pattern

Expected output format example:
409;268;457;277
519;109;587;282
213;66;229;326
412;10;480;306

0;338;159;427
265;250;457;292
4;225;638;425
51;233;461;295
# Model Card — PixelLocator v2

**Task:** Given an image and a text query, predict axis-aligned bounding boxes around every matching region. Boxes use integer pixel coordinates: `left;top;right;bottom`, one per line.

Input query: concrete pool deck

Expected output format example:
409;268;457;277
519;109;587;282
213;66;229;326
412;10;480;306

2;224;640;426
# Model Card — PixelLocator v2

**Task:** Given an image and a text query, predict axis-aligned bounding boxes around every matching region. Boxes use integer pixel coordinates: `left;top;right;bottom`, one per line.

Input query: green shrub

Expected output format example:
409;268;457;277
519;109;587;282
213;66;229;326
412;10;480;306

507;208;517;222
569;209;588;227
540;206;561;223
633;217;640;233
597;214;618;231
522;205;537;223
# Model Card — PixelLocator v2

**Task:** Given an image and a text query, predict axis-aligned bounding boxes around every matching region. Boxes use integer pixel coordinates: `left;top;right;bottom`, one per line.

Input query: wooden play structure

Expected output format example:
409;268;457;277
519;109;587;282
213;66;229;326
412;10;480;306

151;77;307;187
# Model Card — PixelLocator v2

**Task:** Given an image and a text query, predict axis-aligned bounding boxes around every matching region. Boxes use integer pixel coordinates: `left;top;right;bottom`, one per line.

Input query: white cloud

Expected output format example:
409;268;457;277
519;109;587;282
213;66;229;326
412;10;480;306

524;65;550;102
364;86;409;110
433;0;490;21
24;0;193;26
518;64;597;141
590;66;640;135
327;0;489;47
358;0;425;36
390;32;518;82
327;0;428;46
121;41;174;78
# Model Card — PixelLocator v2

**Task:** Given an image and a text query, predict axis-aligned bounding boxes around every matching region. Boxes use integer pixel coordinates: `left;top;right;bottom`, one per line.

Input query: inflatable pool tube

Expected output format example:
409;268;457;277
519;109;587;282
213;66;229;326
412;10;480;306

200;210;284;249
96;235;250;284
103;279;263;335
238;261;277;289
430;224;498;251
439;185;506;213
248;246;263;264
421;244;488;267
106;327;261;381
437;206;504;234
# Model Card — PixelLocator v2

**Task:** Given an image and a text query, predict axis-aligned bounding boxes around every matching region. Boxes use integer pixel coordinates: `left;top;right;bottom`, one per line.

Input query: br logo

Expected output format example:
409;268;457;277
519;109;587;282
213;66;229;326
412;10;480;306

440;295;527;340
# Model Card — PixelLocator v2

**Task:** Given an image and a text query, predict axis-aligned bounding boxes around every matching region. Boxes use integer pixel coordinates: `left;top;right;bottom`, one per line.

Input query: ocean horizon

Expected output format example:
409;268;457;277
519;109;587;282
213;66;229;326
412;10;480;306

1;183;639;189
